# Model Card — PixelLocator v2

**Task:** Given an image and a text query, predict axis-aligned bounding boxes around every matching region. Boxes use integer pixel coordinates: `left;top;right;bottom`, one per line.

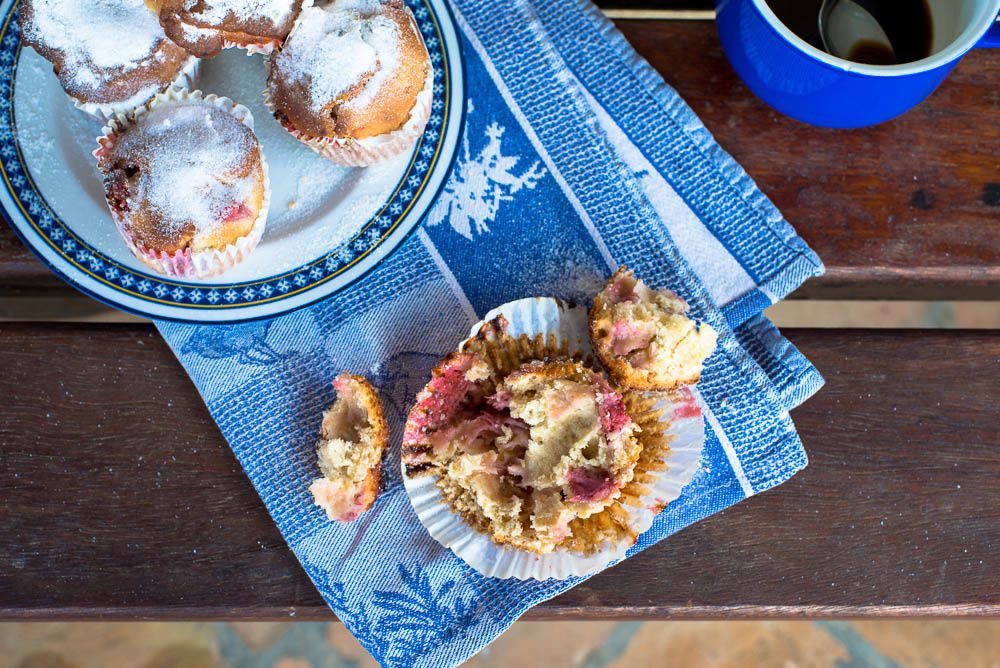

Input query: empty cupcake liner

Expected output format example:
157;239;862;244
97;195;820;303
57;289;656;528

72;55;201;123
93;88;271;280
264;61;435;167
402;297;707;580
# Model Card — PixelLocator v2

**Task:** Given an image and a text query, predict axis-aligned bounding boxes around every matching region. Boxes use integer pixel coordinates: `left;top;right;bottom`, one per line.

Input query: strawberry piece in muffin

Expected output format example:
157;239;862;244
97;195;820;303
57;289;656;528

589;267;718;391
498;361;641;543
403;325;642;554
310;374;388;522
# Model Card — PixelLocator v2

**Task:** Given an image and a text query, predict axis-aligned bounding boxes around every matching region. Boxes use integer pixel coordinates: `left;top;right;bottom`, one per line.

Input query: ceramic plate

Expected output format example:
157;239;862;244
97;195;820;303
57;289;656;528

0;0;464;322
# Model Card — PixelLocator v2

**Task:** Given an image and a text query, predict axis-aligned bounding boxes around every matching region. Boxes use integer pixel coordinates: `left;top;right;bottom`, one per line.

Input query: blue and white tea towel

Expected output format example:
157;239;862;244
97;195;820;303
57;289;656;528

158;0;825;665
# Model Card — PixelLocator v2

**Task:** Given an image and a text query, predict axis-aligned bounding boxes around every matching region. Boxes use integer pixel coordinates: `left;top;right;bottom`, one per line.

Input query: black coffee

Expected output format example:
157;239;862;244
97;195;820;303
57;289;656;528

765;0;934;65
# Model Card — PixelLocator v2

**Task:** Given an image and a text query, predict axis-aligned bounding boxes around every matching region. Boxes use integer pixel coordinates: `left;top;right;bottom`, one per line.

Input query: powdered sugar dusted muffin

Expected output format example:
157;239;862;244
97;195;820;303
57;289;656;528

590;267;718;391
310;373;388;522
94;90;269;278
403;342;642;554
20;0;199;120
153;0;309;57
266;0;433;166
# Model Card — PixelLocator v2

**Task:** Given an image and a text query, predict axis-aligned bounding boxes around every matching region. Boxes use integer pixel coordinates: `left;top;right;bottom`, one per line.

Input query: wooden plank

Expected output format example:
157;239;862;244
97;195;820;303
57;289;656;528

1;20;998;298
0;325;996;619
616;20;1000;300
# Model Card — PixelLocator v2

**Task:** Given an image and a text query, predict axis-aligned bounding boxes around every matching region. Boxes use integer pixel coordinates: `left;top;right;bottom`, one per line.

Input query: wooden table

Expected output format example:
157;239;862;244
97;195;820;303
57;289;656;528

1;5;998;620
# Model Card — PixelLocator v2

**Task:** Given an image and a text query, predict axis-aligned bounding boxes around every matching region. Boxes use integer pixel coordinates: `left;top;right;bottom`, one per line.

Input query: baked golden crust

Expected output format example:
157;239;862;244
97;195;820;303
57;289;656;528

310;373;388;522
98;101;266;253
156;0;306;58
267;0;430;140
589;266;718;391
20;0;193;106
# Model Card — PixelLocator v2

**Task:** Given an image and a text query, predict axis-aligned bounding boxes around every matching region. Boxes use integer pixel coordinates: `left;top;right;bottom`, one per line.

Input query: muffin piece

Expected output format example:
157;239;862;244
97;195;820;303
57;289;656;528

20;0;198;119
95;90;268;278
266;0;433;165
401;351;494;477
310;374;388;522
590;267;718;391
404;351;641;554
154;0;308;57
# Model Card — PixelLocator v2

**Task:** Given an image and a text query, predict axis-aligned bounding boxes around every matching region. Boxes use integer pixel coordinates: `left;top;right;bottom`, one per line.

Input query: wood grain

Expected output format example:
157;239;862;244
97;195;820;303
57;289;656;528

0;324;996;619
1;21;999;298
617;20;1000;299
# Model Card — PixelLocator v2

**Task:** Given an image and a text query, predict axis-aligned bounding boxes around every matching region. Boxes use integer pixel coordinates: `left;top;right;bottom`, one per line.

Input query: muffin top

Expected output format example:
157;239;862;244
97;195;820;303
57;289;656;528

20;0;192;105
155;0;307;58
99;100;265;253
268;0;429;140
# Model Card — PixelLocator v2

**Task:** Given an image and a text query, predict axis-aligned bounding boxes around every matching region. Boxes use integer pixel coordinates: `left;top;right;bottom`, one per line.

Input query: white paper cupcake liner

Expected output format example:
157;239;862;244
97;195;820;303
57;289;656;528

93;88;271;279
223;38;277;55
72;55;201;123
402;297;707;580
264;61;435;167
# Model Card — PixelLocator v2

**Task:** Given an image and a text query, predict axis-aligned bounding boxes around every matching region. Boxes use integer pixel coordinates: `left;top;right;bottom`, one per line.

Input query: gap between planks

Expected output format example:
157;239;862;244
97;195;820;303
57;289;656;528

2;297;1000;329
2;603;997;621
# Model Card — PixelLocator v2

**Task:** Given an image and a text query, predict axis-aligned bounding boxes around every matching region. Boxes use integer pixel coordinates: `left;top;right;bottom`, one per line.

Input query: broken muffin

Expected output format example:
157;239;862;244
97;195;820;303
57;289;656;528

589;267;718;391
309;373;388;522
403;337;642;554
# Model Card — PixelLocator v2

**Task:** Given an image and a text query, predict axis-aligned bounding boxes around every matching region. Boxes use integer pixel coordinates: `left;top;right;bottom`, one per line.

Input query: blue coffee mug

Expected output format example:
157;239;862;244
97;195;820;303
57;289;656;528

716;0;1000;128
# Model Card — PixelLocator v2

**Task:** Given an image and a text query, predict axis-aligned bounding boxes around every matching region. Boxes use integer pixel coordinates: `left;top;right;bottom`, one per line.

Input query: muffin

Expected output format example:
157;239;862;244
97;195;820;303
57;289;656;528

310;373;388;522
152;0;310;57
20;0;199;120
94;89;270;278
403;342;643;554
589;267;718;391
266;0;433;166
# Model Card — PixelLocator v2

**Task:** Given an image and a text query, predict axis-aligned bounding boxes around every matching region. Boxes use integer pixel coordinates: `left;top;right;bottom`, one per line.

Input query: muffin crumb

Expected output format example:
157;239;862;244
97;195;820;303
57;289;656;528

590;267;717;390
310;373;388;522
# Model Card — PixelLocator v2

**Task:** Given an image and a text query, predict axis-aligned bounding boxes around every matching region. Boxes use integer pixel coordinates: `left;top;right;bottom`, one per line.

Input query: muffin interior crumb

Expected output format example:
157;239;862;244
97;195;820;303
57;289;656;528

591;268;718;389
316;379;381;485
404;347;641;554
310;374;387;523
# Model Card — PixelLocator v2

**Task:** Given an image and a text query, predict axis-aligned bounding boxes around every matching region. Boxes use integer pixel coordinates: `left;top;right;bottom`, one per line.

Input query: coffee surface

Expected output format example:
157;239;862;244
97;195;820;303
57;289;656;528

765;0;934;65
